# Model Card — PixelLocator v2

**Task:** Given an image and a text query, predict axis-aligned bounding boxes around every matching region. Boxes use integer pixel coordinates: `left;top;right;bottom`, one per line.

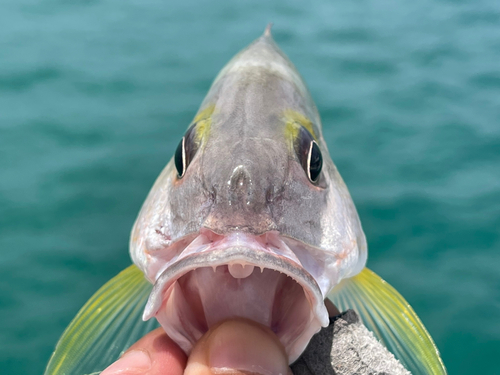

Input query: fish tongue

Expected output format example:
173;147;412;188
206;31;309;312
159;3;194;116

195;265;280;329
227;263;255;278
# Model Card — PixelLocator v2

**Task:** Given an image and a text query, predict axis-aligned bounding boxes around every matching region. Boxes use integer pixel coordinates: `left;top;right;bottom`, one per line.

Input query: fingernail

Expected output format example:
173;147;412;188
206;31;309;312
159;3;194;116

100;350;151;375
208;320;289;375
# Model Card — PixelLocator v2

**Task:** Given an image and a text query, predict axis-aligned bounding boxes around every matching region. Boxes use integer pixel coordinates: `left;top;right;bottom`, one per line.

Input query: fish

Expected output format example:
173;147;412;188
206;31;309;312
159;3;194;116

45;26;447;375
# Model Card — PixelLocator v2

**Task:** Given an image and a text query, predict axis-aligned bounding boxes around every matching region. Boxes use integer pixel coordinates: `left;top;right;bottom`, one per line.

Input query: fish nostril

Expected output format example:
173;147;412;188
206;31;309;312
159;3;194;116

266;186;281;203
208;188;217;202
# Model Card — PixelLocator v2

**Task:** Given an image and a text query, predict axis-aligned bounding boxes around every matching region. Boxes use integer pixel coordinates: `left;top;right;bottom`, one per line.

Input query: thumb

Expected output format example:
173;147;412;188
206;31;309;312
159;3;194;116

185;318;291;375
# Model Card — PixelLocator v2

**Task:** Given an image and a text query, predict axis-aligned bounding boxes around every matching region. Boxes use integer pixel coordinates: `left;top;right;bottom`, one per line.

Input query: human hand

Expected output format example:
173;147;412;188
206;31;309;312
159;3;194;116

100;319;290;375
100;301;339;375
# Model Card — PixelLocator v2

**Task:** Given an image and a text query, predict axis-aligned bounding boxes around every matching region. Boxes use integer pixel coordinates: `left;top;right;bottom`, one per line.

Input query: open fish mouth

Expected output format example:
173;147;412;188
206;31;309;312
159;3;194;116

142;230;330;363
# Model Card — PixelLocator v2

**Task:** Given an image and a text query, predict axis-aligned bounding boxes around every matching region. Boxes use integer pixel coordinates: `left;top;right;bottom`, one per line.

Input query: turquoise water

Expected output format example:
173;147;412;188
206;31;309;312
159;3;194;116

1;0;499;374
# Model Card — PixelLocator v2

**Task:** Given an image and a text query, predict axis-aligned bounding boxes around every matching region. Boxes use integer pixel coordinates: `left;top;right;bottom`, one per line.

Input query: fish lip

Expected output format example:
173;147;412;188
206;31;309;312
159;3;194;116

143;246;328;327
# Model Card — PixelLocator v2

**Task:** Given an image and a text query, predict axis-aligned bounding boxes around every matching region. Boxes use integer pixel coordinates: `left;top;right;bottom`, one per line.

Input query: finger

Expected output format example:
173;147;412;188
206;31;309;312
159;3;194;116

184;318;291;375
100;327;187;375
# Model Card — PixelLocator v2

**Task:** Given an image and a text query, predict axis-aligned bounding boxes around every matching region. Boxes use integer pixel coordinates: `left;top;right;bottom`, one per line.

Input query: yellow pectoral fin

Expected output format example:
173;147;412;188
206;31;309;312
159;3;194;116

44;265;158;375
327;268;447;375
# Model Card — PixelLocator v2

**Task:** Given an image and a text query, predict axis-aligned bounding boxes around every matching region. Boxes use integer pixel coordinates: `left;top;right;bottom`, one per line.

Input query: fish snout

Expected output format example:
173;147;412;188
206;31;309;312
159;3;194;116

202;208;277;235
228;165;253;206
201;160;280;235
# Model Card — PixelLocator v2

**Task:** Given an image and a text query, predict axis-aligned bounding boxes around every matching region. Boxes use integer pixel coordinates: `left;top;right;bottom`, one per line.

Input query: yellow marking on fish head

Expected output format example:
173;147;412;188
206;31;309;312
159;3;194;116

283;110;317;150
193;104;215;143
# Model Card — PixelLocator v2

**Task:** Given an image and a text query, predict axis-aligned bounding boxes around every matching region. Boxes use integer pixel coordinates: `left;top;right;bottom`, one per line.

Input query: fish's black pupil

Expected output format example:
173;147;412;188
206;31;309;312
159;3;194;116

174;137;185;178
308;141;322;182
295;127;323;184
174;124;200;179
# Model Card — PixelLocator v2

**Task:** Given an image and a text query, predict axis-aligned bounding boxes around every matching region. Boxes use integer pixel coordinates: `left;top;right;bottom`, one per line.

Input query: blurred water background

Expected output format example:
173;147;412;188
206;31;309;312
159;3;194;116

1;0;499;374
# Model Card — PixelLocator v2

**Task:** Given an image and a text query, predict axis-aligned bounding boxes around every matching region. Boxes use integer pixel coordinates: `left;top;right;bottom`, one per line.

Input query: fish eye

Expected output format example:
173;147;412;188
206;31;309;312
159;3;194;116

308;141;322;183
174;137;186;178
296;127;323;183
174;125;199;179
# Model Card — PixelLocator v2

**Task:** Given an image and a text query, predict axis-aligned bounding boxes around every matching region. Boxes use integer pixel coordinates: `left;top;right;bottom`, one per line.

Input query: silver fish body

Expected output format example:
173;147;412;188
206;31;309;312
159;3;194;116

130;26;367;362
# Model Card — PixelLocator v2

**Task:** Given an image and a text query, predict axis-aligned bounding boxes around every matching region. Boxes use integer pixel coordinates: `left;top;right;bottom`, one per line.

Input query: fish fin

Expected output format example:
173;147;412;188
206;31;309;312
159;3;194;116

327;267;447;375
44;265;158;375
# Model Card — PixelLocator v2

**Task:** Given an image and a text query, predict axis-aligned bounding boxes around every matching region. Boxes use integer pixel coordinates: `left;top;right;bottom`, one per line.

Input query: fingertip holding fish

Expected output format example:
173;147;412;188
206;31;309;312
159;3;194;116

185;319;290;375
100;350;151;375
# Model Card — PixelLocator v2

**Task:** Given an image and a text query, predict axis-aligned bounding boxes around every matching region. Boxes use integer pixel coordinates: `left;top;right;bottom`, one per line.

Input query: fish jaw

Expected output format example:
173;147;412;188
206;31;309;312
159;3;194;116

141;230;331;363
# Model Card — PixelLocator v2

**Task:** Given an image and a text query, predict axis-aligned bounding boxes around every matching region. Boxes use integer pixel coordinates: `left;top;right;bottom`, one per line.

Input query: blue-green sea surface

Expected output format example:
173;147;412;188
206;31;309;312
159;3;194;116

1;0;499;374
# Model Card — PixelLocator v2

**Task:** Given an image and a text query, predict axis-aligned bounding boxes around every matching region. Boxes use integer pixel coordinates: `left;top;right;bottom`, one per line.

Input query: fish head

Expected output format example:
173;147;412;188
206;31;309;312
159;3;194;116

130;26;367;363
